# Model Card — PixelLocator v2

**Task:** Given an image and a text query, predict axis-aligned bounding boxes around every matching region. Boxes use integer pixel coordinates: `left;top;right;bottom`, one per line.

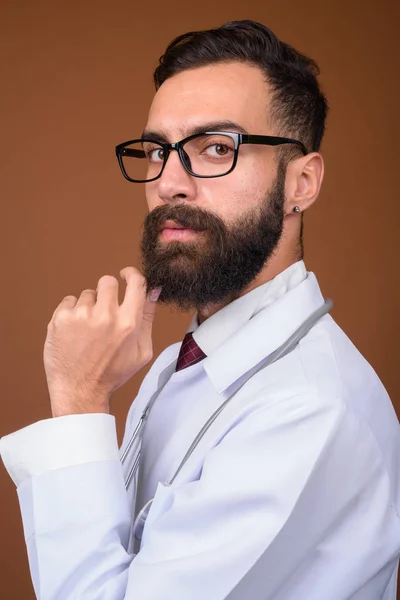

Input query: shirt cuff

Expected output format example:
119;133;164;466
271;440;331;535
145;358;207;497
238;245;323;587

0;413;119;488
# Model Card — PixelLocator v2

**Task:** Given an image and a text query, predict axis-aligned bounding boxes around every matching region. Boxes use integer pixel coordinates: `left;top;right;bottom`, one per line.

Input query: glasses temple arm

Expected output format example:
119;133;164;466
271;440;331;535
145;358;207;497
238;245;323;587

117;148;146;158
241;135;307;155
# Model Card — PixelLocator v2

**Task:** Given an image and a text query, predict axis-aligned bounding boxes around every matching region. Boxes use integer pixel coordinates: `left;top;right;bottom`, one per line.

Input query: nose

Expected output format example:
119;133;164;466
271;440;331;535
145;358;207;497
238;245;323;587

157;148;197;203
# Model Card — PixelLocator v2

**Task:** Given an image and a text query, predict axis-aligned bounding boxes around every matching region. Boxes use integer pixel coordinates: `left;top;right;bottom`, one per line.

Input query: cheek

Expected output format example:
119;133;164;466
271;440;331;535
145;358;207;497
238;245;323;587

200;170;270;221
245;156;276;193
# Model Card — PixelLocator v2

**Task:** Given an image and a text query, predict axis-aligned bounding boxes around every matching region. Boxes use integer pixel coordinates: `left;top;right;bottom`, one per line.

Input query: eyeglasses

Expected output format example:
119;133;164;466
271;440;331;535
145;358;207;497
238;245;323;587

115;131;307;183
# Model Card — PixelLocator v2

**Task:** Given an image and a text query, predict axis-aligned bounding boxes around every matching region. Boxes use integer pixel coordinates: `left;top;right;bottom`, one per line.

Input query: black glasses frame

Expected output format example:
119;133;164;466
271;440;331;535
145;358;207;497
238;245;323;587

115;131;308;183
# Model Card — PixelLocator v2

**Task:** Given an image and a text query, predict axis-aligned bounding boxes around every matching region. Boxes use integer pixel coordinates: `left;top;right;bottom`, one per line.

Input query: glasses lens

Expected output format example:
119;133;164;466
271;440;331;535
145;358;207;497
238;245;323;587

120;140;165;182
182;134;235;176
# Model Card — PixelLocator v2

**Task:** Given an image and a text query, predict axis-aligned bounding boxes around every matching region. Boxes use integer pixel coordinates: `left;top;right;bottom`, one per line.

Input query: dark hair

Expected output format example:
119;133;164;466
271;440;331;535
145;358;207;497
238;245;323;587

153;20;328;154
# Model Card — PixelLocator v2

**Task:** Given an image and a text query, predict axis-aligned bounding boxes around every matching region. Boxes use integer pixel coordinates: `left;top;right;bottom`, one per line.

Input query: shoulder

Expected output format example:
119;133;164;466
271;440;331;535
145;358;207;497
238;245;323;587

291;314;399;496
237;312;398;471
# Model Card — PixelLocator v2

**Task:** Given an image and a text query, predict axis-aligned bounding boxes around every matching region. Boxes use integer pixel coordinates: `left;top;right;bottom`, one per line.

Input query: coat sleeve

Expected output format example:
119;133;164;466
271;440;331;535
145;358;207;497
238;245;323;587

0;413;133;599
0;393;394;599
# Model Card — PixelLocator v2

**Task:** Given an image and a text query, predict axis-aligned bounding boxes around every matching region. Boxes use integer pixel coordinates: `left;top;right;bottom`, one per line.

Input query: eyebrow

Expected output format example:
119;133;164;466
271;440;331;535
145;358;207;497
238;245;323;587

141;120;249;142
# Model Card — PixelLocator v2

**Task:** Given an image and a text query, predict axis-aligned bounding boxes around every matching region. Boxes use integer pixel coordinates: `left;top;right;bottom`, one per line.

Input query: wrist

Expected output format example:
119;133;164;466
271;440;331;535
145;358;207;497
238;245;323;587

49;390;111;418
51;404;110;418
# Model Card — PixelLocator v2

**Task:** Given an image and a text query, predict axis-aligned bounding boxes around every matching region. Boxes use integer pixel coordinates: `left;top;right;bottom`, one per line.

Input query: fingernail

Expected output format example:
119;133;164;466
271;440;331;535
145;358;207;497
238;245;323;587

149;287;162;302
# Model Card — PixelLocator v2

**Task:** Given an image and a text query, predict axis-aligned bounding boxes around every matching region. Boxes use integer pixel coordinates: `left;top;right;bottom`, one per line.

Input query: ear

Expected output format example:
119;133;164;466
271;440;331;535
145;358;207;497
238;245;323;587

284;152;324;216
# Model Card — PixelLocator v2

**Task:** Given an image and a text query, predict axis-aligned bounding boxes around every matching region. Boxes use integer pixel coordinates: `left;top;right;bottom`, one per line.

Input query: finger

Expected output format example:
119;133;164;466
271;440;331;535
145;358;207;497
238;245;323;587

59;295;78;306
119;267;148;319
141;288;161;333
94;275;119;312
135;288;161;359
74;289;97;307
51;295;78;320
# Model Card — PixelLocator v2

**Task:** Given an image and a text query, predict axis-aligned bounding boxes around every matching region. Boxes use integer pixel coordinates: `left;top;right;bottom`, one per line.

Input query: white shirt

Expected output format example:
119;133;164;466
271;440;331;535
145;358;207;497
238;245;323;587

0;261;399;600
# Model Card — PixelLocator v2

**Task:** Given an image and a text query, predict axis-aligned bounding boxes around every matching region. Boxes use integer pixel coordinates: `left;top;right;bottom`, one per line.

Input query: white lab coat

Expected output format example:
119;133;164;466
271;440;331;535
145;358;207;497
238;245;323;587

1;271;399;599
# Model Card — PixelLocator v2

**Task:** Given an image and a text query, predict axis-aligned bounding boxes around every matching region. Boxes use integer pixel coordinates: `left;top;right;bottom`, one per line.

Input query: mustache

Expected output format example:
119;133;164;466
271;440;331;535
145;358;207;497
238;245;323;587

143;203;225;233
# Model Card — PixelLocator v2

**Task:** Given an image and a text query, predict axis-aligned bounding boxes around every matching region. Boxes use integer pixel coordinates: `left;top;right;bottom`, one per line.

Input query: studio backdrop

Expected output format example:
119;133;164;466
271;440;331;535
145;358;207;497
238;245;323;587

0;1;398;597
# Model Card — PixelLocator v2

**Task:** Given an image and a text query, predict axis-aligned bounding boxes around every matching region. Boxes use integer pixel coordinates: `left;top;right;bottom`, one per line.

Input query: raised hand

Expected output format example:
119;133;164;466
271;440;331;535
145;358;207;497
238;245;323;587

43;267;161;417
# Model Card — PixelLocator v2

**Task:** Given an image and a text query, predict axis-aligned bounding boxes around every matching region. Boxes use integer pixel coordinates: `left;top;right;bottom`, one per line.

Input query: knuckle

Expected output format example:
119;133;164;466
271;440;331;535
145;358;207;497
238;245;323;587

122;267;145;282
96;312;113;326
143;349;153;363
54;296;77;310
98;275;117;285
53;308;72;324
121;265;136;275
75;305;91;319
134;274;146;290
119;317;135;332
134;270;145;282
133;269;144;280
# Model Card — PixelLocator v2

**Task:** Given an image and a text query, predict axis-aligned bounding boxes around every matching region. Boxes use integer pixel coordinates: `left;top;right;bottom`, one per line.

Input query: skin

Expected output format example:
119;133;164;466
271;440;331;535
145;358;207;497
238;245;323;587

44;61;325;417
144;62;325;323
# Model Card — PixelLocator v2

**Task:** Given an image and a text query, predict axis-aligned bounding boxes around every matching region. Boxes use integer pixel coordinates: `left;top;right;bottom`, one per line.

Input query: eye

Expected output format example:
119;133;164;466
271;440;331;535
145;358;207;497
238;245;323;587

214;144;229;156
147;147;165;163
142;143;165;163
205;143;233;158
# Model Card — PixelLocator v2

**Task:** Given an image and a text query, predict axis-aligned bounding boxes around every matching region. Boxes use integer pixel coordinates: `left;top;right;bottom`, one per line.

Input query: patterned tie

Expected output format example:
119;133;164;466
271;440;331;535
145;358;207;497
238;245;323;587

175;332;207;371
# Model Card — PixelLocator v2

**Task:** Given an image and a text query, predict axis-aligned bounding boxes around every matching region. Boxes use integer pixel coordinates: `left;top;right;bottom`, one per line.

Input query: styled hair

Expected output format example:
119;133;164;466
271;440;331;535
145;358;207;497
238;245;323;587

153;20;328;154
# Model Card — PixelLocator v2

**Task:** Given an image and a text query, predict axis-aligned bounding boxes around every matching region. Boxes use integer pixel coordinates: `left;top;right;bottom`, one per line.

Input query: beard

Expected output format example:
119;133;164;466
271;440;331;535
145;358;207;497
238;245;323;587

141;161;286;311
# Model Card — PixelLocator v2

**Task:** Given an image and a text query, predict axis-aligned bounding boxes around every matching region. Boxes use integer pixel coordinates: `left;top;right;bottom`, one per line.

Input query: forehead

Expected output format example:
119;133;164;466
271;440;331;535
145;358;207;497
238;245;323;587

146;62;272;139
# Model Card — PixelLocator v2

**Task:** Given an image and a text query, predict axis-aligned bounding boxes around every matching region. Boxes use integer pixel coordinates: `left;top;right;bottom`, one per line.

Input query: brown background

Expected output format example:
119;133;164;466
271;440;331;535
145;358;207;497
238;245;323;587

0;1;399;597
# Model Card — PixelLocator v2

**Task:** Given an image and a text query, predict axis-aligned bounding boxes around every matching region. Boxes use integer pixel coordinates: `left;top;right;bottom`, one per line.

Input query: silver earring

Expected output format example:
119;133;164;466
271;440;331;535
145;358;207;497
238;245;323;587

293;206;301;213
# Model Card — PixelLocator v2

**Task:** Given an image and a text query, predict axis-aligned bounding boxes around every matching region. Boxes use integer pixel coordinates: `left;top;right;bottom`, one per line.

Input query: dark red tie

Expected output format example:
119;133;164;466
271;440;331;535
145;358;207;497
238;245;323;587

175;332;207;372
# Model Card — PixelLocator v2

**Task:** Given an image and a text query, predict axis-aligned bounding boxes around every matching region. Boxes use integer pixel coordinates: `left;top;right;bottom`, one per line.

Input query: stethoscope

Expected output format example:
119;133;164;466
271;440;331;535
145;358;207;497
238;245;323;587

120;298;333;544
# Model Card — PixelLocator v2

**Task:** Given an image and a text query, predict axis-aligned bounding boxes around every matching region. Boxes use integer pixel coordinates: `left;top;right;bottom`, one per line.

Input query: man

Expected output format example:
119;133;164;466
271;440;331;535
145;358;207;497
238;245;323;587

1;19;399;600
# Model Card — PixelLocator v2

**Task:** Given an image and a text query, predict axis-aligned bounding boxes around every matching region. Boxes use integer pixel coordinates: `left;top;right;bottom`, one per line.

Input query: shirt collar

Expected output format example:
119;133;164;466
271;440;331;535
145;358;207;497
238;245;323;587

203;270;326;394
188;260;308;357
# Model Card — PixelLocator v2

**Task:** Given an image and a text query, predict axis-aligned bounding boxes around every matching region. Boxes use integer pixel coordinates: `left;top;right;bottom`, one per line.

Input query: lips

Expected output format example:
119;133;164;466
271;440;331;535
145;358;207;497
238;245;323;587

160;219;201;232
161;220;187;231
